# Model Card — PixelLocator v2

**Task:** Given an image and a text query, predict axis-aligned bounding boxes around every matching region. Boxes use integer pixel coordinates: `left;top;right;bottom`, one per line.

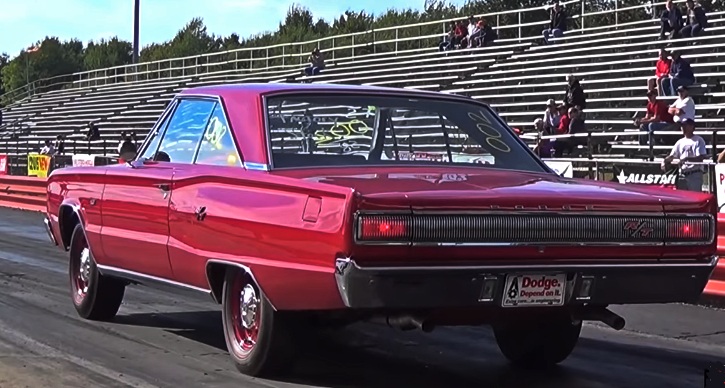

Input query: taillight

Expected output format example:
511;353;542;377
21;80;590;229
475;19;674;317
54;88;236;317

666;218;711;243
357;215;411;242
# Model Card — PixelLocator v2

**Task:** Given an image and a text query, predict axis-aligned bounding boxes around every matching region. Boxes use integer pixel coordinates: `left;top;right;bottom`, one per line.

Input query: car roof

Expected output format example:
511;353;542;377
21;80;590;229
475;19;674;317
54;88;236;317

178;82;468;100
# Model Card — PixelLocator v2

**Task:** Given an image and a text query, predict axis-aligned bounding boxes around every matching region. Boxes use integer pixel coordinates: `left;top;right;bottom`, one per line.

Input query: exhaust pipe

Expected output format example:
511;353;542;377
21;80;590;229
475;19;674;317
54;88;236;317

574;308;626;331
369;315;435;332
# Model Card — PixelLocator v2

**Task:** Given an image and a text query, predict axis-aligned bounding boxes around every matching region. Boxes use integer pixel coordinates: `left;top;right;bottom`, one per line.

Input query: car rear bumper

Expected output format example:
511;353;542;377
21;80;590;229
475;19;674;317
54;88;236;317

334;256;719;309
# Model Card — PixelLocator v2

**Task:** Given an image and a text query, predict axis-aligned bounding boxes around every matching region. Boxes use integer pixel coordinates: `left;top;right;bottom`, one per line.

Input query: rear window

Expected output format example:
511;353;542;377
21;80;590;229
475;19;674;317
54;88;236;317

265;93;545;173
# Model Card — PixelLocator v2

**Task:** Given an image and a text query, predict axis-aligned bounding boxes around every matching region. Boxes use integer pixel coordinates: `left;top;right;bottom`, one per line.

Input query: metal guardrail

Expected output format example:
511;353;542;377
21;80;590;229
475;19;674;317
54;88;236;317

0;0;677;104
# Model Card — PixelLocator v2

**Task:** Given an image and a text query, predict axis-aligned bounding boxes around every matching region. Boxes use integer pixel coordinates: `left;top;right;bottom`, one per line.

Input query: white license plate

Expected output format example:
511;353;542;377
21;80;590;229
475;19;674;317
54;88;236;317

502;273;566;307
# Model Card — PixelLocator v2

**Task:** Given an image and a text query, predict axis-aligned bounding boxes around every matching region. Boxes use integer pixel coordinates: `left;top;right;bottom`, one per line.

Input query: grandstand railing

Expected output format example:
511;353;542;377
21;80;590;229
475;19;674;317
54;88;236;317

0;0;678;104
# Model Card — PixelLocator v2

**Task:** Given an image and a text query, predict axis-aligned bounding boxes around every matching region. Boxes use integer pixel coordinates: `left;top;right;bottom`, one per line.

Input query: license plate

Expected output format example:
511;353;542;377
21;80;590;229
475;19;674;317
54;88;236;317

502;273;566;307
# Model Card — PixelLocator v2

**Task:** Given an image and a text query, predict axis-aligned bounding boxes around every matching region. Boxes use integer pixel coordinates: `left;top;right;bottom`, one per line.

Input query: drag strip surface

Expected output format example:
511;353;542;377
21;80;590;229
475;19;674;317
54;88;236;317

0;207;722;387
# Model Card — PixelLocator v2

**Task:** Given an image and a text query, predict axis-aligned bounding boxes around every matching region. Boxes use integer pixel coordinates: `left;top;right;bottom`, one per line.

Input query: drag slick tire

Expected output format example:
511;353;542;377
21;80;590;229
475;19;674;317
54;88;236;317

493;312;582;368
221;269;295;377
68;223;126;320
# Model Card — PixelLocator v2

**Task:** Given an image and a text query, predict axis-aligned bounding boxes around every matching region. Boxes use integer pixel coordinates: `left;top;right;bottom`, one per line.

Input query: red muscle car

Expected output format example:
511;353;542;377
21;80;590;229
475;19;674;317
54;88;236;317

43;83;719;377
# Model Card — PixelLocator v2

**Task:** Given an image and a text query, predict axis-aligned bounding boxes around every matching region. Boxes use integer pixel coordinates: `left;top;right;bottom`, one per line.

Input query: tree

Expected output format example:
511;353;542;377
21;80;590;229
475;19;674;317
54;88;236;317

84;38;133;70
0;53;8;97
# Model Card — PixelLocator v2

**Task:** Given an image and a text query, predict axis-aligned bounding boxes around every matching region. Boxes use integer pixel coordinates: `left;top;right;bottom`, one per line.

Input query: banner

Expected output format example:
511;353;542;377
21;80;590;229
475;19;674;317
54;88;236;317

715;164;725;212
611;164;678;187
544;161;573;178
0;154;7;175
72;154;95;167
27;153;51;178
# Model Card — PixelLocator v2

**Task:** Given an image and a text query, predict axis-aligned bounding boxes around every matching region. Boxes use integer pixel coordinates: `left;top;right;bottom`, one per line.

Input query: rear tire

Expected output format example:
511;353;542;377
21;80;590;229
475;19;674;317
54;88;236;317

68;223;126;320
493;313;581;368
221;269;296;377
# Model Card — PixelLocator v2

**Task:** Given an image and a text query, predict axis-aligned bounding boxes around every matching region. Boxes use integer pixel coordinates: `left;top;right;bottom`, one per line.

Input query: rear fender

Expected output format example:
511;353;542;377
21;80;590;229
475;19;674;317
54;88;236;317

205;259;276;310
58;200;85;251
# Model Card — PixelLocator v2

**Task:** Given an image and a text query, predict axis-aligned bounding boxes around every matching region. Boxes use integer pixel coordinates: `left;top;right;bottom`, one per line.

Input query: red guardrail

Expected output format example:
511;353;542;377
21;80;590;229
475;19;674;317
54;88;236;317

0;175;724;297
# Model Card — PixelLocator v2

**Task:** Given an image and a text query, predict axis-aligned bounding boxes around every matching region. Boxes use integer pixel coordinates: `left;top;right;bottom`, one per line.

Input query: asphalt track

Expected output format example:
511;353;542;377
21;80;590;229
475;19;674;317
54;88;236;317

0;207;724;388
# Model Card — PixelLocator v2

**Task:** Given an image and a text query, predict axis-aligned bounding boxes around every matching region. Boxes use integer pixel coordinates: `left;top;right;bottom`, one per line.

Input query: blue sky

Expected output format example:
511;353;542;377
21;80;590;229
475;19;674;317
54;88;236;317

1;0;467;58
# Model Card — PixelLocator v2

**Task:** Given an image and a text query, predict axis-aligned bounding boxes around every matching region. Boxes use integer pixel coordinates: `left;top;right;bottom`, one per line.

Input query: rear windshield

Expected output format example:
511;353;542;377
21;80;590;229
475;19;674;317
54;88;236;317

265;93;546;173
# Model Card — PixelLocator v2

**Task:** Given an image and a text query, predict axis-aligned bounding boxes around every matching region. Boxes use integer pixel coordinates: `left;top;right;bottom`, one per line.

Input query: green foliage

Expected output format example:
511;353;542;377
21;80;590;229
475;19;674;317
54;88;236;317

0;0;676;103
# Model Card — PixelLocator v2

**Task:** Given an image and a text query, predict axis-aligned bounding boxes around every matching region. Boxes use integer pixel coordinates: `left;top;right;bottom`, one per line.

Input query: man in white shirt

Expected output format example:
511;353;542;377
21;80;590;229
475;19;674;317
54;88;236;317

40;140;56;156
661;118;707;191
668;84;696;123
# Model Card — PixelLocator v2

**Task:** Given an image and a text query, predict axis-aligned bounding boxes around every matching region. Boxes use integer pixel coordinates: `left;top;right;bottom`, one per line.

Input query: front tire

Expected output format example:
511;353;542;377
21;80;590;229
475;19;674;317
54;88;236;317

221;269;295;377
493;312;581;368
68;223;126;320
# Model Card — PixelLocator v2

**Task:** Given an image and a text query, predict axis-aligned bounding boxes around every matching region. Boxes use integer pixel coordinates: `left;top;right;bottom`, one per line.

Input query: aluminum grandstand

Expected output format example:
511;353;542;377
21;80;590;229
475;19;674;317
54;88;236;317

0;0;723;177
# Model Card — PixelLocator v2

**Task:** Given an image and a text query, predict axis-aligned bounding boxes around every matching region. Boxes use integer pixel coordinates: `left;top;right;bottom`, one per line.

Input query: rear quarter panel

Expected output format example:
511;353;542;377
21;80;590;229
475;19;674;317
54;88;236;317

47;167;108;259
169;165;354;310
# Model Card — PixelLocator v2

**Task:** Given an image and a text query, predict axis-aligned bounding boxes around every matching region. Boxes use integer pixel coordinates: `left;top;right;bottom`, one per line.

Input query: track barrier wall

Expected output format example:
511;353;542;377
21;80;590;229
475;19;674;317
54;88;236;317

0;158;723;298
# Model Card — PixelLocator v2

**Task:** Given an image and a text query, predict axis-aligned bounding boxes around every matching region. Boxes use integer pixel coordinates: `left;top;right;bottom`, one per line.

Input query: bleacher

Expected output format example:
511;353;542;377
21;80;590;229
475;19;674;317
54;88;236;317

1;0;723;166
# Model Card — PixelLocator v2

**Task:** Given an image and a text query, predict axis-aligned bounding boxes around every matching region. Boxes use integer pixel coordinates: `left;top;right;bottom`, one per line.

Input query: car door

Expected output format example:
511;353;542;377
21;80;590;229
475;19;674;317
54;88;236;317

100;98;216;279
167;100;246;288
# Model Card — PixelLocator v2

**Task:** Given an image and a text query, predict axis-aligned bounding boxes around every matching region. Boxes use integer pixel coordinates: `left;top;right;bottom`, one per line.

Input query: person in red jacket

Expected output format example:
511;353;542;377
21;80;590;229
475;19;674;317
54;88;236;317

648;49;672;95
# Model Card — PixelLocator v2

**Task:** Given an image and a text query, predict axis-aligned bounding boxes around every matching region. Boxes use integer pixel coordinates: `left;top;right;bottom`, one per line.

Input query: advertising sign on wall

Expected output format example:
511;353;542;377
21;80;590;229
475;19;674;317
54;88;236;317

72;154;96;167
715;164;725;212
543;161;573;178
27;153;51;178
0;154;7;175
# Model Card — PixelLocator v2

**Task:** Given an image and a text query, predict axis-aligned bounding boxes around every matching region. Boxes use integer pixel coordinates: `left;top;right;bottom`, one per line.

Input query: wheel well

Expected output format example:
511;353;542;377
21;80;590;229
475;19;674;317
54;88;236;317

206;262;231;304
58;206;80;250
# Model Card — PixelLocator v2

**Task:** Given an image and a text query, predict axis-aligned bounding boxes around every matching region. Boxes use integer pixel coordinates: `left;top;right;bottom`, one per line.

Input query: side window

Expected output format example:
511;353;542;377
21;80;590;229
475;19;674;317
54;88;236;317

156;99;216;163
195;103;241;166
140;102;176;160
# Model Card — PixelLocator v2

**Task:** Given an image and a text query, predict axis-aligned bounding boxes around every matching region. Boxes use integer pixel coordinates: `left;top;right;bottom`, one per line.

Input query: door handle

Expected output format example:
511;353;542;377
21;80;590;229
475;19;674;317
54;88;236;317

154;183;171;191
195;206;207;221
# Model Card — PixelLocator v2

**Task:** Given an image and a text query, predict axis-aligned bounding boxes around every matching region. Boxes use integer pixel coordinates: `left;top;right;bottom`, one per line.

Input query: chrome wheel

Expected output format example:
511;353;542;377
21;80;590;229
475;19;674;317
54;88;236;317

231;278;261;354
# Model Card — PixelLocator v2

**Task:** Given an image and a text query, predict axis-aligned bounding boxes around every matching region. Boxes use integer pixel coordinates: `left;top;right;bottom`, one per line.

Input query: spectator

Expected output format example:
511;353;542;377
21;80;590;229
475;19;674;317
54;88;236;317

478;19;497;47
661;118;706;192
663;52;695;96
533;118;552;158
648;48;671;95
454;20;469;49
54;135;65;156
40;140;56;156
304;48;325;76
680;0;708;39
568;107;585;135
439;22;457;51
466;17;482;48
543;99;561;135
669;84;696;125
542;1;567;44
118;131;138;162
563;74;586;111
86;121;100;141
660;0;683;40
636;90;676;145
552;105;571;157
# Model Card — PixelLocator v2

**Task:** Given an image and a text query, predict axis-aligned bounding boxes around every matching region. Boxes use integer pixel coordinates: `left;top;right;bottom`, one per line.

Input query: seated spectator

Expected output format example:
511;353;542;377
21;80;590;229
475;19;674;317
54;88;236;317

660;0;683;40
54;135;65;156
533;118;552;158
542;1;567;45
455;20;469;49
542;99;561;134
552;106;570;157
636;90;676;145
663;52;695;96
465;15;479;48
304;48;325;76
568;107;585;135
478;19;497;47
563;74;586;112
439;22;457;51
118;131;138;163
648;48;671;95
669;84;696;125
680;0;708;39
40;140;56;156
86;121;100;141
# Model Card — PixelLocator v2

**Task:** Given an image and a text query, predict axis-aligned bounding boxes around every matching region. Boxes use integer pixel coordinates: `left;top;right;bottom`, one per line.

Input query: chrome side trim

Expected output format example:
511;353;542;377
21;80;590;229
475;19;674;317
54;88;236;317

96;265;212;295
204;259;277;311
336;255;719;273
243;162;269;171
43;217;57;246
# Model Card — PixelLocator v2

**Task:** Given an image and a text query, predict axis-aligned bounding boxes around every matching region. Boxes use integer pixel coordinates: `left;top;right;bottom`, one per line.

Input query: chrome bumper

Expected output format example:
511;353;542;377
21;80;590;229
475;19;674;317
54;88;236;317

43;216;57;246
334;256;719;309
